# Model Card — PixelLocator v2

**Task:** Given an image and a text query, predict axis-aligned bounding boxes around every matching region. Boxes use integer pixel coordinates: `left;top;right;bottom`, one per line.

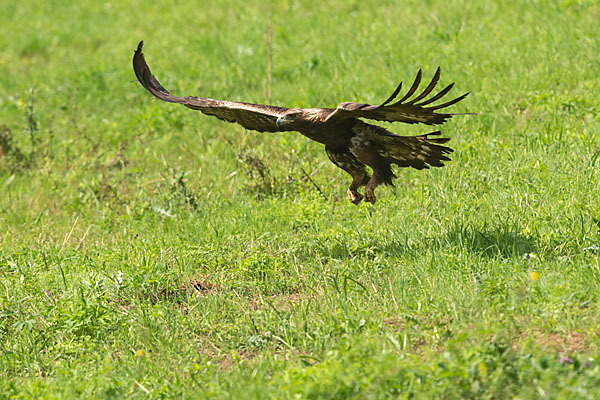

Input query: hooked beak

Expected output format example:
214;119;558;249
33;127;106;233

276;116;284;129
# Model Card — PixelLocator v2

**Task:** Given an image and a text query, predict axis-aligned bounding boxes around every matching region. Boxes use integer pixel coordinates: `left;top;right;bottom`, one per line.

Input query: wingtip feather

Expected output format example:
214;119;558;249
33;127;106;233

426;92;470;111
406;67;441;105
132;41;187;104
379;81;403;107
391;68;423;106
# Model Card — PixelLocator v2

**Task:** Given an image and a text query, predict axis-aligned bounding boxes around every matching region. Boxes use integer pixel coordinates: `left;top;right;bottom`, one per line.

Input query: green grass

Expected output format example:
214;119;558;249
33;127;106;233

1;0;600;398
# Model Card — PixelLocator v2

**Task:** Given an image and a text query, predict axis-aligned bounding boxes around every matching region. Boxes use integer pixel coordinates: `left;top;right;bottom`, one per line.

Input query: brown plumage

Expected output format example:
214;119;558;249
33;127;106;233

133;41;472;204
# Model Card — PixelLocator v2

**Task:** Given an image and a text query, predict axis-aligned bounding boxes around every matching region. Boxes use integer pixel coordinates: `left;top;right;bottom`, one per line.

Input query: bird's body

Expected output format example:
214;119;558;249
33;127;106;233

133;41;472;204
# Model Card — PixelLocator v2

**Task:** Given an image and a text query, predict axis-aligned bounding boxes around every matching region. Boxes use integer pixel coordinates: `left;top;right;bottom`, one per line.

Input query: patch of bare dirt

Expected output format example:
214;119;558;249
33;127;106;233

244;290;315;312
516;329;596;355
382;315;598;357
140;277;221;304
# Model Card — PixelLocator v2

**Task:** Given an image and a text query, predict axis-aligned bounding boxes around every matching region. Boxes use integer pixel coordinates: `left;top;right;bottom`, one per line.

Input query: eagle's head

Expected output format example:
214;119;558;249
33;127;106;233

276;109;304;130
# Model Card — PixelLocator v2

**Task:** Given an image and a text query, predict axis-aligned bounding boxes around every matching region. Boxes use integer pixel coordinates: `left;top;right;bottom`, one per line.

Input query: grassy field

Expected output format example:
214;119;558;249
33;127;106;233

1;0;600;398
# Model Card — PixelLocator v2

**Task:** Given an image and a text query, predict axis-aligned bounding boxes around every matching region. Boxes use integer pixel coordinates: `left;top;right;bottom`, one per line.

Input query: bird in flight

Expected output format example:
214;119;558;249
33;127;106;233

133;41;471;204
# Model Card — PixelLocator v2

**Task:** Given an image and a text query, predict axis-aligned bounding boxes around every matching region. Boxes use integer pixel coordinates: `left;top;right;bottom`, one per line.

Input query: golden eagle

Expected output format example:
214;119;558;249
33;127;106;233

133;41;471;204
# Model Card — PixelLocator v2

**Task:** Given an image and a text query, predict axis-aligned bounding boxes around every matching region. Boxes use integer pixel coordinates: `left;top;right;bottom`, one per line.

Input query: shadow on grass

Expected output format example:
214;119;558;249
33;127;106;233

293;222;540;264
325;224;538;261
441;224;538;259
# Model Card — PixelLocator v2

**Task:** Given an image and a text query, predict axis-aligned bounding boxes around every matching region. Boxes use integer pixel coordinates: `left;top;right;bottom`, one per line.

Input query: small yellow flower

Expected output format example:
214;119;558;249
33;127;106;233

17;98;23;108
478;362;487;377
528;271;540;281
135;349;144;357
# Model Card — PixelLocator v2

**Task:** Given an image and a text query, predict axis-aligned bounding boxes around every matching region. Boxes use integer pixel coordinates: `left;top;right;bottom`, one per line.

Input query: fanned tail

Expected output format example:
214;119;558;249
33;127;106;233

377;130;454;171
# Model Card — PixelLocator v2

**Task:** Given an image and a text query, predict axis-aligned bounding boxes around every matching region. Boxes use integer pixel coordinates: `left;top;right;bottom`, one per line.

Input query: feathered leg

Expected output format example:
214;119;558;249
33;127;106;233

349;144;395;205
348;122;454;204
325;147;370;204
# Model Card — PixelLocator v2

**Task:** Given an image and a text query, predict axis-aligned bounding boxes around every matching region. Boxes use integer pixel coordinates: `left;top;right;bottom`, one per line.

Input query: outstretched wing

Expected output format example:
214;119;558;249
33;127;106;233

325;68;471;126
133;41;289;133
